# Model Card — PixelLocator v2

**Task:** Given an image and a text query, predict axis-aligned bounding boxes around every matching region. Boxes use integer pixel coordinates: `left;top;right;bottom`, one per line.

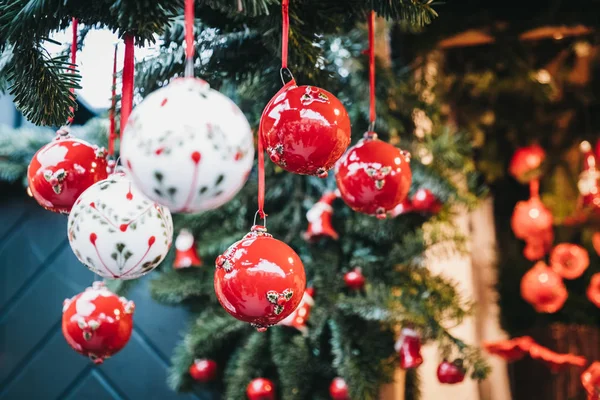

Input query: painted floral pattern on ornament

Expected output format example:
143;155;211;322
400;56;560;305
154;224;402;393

68;175;173;280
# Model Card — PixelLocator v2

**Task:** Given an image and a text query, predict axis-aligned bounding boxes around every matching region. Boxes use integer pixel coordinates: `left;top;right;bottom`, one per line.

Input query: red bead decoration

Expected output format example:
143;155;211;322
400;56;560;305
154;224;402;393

587;273;600;308
189;359;217;382
520;261;567;313
344;268;365;291
27;130;108;214
394;327;424;369
214;225;306;331
411;189;442;214
581;361;600;399
260;80;351;178
549;243;589;279
509;144;546;184
437;359;466;384
246;378;275;400
62;282;134;364
329;377;350;400
335;133;412;219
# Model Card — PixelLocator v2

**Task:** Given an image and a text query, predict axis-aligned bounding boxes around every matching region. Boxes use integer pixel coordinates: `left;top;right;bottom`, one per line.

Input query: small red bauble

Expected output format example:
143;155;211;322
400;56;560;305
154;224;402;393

394;327;424;369
411;189;442;214
329;377;350;400
189;359;217;382
214;225;306;331
520;261;567;313
587;273;600;308
437;359;466;384
550;243;589;279
62;281;134;364
27;129;108;214
260;80;351;178
511;197;553;240
509;144;546;183
581;361;600;399
335;133;412;219
246;378;275;400
344;268;365;291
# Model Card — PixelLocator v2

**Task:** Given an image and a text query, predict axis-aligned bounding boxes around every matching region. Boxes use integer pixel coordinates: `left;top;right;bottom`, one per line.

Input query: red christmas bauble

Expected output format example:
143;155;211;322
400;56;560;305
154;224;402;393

329;377;350;400
509;145;546;183
437;360;466;384
62;282;134;364
344;268;365;291
27;130;108;214
394;327;424;369
581;361;600;399
246;378;275;400
214;225;306;331
335;133;412;219
411;189;442;214
511;197;553;240
260;80;351;177
520;261;567;313
189;359;218;382
523;228;553;261
587;273;600;308
550;243;589;279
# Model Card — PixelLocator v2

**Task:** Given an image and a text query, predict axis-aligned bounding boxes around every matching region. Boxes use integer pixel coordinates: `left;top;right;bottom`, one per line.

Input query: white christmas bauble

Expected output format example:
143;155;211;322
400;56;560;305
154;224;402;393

67;173;173;280
120;78;254;213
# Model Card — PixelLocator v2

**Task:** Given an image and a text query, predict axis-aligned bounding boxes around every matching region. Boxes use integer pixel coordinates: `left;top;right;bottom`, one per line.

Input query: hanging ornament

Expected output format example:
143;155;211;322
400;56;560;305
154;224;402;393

329;377;350;400
62;282;134;364
522;228;554;261
578;141;600;210
511;194;553;240
303;192;339;241
67;172;173;280
335;14;411;219
389;198;413;218
437;359;466;384
587;273;600;308
549;243;589;279
120;0;254;214
520;261;568;313
593;232;600;257
259;0;350;178
582;362;600;400
27;128;109;214
394;327;424;369
509;144;546;184
189;359;218;383
279;287;315;335
174;229;203;269
214;225;306;331
344;268;366;291
246;378;276;400
335;133;412;219
411;188;442;214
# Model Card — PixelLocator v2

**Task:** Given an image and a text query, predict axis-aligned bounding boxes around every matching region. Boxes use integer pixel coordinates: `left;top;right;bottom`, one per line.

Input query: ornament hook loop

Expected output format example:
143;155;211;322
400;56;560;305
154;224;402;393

280;67;295;86
253;210;267;228
368;120;376;134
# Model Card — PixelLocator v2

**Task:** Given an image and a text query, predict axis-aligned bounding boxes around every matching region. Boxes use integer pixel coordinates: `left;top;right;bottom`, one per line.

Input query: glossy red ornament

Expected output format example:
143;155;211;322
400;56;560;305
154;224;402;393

511;196;553;240
62;281;134;364
582;362;600;400
214;225;306;331
550;243;589;279
509;144;546;183
303;192;339;241
279;287;315;335
344;268;365;291
189;359;218;382
27;129;108;214
260;80;351;177
437;360;466;384
587;273;600;308
411;189;442;214
329;377;350;400
246;378;275;400
394;327;424;369
174;229;203;269
335;133;412;219
520;261;568;313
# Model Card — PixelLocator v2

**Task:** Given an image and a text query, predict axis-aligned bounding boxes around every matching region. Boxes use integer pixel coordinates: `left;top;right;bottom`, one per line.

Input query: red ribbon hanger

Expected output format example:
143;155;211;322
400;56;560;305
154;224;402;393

368;10;376;131
120;34;135;136
66;17;78;126
108;45;118;156
184;0;195;77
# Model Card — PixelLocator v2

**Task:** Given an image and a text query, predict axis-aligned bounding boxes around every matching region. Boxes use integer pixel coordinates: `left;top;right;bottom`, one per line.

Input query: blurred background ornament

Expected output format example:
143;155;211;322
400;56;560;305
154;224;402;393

303;192;339;241
520;261;568;313
278;287;314;335
549;243;589;279
174;229;203;269
395;327;424;369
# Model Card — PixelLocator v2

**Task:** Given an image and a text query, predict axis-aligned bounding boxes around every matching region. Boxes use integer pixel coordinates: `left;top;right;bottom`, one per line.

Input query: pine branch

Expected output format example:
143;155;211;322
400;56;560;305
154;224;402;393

150;267;216;304
269;328;314;400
